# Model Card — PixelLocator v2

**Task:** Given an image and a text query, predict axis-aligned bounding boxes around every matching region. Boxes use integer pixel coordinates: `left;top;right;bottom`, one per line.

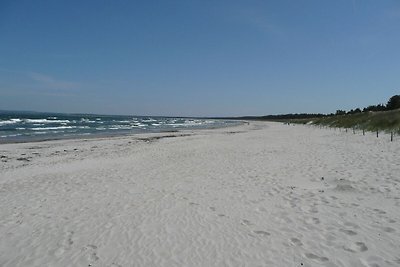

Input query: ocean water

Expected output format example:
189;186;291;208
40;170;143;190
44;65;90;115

0;112;239;143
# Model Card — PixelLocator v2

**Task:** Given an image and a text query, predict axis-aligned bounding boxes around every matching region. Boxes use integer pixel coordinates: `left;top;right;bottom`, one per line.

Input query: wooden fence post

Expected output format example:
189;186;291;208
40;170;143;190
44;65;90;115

391;132;393;142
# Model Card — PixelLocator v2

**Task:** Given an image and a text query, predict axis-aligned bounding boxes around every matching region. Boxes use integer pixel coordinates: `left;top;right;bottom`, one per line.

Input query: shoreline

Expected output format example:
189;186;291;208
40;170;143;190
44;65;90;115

0;120;246;145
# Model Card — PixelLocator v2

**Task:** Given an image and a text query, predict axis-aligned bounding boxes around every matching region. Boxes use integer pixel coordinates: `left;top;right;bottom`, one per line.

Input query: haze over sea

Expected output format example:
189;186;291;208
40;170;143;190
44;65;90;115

0;111;238;143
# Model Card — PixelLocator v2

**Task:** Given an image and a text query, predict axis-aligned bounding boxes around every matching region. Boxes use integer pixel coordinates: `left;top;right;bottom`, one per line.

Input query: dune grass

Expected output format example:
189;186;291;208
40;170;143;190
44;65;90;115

291;109;400;133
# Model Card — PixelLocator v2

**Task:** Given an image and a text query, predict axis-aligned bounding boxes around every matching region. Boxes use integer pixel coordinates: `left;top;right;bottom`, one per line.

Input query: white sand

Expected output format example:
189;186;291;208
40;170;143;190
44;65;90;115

0;122;399;267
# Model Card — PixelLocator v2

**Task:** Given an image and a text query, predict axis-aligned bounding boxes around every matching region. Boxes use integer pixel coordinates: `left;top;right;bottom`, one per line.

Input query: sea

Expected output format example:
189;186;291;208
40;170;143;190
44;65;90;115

0;111;239;143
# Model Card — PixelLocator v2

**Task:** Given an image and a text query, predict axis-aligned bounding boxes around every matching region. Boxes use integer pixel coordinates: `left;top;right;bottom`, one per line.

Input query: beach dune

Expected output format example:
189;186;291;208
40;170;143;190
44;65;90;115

0;122;399;266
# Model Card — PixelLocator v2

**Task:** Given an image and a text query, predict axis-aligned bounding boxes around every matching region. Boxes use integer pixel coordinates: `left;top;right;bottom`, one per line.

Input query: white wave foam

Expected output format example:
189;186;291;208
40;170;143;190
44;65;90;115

0;119;22;125
165;123;198;127
0;133;22;138
109;125;134;130
132;123;146;127
80;118;97;123
31;126;76;131
25;119;70;123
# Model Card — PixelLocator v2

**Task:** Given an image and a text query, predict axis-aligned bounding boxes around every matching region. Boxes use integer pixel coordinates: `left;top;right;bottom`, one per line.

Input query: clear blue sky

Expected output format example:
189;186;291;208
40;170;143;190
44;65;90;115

1;0;399;116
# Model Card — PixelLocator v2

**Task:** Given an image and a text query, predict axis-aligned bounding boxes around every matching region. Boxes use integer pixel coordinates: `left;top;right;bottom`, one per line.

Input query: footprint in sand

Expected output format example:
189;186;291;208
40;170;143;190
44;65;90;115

290;237;303;246
343;221;360;229
373;208;386;215
306;217;320;225
241;219;252;226
340;229;357;236
304;253;329;262
253;230;270;237
83;244;99;264
343;242;368;253
381;226;396;233
54;230;74;257
334;179;356;192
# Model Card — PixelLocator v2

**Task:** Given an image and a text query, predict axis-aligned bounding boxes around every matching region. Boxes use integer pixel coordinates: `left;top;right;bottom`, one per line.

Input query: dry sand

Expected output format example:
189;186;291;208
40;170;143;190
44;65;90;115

0;122;399;267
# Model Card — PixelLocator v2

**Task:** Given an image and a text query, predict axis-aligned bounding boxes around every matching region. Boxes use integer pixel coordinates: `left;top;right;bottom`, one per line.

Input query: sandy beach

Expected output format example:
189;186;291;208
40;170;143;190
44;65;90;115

0;121;399;267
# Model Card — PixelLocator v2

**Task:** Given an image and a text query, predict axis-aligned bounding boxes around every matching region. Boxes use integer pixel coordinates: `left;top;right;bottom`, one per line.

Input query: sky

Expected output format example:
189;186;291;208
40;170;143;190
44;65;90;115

0;0;399;117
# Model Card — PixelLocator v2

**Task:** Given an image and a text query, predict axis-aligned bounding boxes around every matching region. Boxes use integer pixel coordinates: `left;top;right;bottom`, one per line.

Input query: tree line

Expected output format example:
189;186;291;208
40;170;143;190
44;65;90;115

225;95;400;121
335;95;400;115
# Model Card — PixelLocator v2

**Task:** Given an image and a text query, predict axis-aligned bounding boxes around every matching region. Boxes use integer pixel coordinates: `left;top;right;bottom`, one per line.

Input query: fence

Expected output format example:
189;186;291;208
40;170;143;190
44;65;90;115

287;122;399;142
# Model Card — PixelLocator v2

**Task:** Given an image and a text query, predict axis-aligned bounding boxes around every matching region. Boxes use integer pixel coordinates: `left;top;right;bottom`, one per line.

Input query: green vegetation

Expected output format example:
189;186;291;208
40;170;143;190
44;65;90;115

288;95;400;133
387;95;400;110
228;94;400;133
296;109;400;133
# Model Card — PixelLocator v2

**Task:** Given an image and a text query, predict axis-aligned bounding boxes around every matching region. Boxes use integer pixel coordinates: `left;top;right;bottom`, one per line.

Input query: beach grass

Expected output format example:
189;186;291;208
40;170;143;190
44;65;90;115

291;109;400;133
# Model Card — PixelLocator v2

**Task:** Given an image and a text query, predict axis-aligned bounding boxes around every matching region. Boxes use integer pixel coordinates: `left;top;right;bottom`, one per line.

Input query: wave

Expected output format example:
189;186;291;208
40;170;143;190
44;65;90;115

0;113;237;142
142;118;157;122
0;119;22;125
0;133;22;138
31;126;77;131
132;123;146;127
80;118;97;123
25;119;70;123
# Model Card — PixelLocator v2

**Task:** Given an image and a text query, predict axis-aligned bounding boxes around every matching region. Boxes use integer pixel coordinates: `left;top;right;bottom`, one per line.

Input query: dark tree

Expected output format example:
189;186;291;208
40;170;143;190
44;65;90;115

363;104;386;112
386;95;400;110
